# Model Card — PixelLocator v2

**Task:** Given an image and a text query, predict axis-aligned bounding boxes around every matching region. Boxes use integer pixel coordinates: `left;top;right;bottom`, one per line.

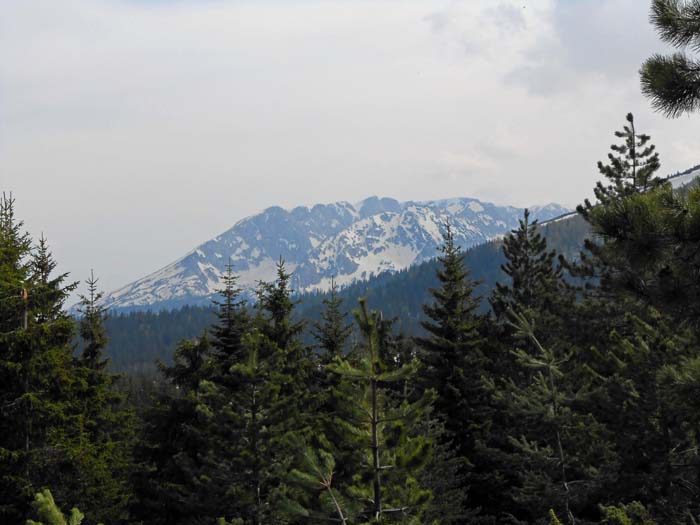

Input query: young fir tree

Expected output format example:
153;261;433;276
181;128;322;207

321;299;435;524
310;278;357;503
312;278;352;362
414;222;485;518
641;0;700;117
210;260;249;372
211;331;284;525
0;195;78;522
64;271;135;524
490;209;563;319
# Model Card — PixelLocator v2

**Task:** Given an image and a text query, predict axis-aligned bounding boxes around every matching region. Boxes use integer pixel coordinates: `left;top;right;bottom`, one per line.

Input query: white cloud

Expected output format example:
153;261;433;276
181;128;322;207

1;0;699;297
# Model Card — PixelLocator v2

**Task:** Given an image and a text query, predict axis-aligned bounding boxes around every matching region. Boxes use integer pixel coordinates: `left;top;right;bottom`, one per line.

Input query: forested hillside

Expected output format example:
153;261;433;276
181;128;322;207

5;2;700;523
102;213;590;374
6;111;700;524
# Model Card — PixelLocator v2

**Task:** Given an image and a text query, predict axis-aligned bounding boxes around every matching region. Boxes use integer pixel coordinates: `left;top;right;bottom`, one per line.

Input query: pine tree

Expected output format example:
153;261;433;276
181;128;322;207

592;314;700;521
415;221;483;433
641;0;700;117
579;113;662;219
77;271;109;369
255;258;305;352
216;332;284;525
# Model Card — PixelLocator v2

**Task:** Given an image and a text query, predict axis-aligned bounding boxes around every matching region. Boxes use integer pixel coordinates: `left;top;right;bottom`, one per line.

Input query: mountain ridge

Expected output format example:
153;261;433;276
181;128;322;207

101;195;570;312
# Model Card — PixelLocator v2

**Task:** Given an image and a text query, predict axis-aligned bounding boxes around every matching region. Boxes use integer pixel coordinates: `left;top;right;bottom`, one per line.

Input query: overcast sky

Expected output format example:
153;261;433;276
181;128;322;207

2;0;700;298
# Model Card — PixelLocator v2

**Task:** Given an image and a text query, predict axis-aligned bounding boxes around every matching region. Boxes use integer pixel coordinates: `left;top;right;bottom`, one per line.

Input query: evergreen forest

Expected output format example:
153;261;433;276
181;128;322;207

4;1;700;524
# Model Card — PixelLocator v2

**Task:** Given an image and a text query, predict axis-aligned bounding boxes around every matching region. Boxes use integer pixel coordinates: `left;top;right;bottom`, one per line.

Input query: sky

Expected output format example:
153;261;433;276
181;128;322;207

2;0;700;298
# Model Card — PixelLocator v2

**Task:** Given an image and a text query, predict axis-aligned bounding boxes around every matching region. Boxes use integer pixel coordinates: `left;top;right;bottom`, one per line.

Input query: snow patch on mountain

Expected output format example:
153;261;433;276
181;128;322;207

101;196;570;311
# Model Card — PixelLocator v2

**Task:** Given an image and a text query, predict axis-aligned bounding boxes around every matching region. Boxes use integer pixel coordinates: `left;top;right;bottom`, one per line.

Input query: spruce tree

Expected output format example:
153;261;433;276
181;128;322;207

131;335;218;525
67;271;135;524
414;222;485;518
211;260;249;370
312;278;352;362
0;195;79;521
641;0;700;117
415;222;483;433
490;209;563;319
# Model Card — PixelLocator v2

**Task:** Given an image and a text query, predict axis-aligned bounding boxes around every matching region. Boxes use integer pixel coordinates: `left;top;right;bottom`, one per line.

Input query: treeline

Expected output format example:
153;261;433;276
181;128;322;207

101;214;591;375
5;112;700;524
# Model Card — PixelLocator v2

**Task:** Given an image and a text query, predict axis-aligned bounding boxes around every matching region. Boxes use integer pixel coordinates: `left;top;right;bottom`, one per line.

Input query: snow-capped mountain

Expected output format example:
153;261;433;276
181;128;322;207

102;196;570;311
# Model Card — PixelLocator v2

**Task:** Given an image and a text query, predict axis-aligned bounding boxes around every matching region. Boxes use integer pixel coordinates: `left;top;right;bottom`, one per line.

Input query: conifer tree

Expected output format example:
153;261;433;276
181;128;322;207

322;299;435;524
131;335;218;525
0;195;79;521
77;271;109;369
579;113;661;219
312;278;352;362
569;115;668;314
415;222;483;434
255;259;316;441
414;222;485;518
211;260;249;370
592;314;700;521
310;278;357;508
66;271;135;524
490;209;563;319
641;0;700;117
215;332;284;525
26;490;86;525
493;311;617;524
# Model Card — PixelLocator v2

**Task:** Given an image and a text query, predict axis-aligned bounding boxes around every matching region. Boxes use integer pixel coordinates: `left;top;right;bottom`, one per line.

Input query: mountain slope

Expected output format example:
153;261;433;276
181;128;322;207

102;212;591;373
102;196;569;311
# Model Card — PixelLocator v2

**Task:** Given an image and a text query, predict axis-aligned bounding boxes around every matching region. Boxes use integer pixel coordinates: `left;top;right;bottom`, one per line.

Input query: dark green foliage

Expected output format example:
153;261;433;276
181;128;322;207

10;96;700;525
413;222;483;520
491;210;564;319
493;311;617;524
315;299;435;524
312;278;352;360
579;113;661;218
67;272;135;524
130;335;219;525
641;0;700;117
99;215;592;374
0;194;79;522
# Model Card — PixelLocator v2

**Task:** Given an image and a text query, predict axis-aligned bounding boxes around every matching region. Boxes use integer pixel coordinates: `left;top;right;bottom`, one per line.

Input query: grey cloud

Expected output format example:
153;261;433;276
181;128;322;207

506;0;662;95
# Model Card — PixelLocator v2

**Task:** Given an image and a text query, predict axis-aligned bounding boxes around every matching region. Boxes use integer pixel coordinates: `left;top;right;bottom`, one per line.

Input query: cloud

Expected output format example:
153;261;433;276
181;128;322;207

1;0;699;297
505;0;665;95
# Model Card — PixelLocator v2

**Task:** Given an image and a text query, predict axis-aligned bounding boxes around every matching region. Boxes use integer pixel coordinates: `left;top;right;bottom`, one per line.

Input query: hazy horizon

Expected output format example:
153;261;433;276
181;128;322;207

3;0;700;298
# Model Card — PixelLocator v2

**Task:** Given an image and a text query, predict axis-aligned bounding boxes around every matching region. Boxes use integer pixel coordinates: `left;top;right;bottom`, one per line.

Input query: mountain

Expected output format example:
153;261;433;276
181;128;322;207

102;211;591;373
101;196;570;311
